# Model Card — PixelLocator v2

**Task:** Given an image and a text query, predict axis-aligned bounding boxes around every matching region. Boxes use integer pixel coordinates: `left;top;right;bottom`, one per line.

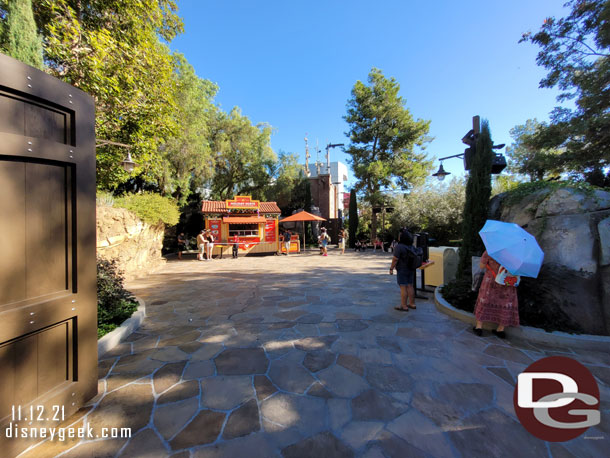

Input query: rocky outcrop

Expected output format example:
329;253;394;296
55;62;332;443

96;206;166;281
490;187;610;335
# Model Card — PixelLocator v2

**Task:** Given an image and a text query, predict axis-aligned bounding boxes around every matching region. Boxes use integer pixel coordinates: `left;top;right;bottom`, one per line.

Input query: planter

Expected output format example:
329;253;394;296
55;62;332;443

98;296;146;357
434;285;610;352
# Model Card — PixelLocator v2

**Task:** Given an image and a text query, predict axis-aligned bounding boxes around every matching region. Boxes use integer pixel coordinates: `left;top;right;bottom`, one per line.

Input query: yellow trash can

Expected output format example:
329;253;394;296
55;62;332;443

426;247;459;287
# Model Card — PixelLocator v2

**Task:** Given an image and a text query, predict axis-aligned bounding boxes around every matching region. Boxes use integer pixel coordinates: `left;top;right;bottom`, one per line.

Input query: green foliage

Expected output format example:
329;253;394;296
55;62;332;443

96;190;115;207
439;279;477;313
209;108;276;200
33;0;184;189
344;68;433;239
1;0;43;69
390;178;466;245
114;192;179;226
265;152;309;214
491;174;523;196
158;54;218;205
348;189;358;248
520;0;610;183
458;120;494;277
97;258;138;338
505;119;564;181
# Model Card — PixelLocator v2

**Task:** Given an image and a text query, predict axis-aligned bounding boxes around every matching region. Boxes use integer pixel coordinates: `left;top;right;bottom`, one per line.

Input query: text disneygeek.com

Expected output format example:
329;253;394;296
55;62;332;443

4;420;131;441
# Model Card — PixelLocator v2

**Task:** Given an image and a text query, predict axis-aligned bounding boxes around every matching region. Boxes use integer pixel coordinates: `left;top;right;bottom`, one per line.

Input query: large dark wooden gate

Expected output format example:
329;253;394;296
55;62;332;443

0;53;97;456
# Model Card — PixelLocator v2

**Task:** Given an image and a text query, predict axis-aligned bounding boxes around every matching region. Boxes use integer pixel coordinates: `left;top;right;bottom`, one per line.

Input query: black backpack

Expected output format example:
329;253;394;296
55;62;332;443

406;246;423;270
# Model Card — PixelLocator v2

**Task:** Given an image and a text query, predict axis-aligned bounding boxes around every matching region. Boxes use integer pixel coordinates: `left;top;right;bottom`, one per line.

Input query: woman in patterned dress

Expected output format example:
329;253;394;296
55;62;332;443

473;251;519;338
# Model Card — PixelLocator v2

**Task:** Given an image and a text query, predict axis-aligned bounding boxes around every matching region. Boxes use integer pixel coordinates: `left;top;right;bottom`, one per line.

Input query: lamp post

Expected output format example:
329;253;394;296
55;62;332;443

96;139;137;172
431;116;506;181
325;143;344;174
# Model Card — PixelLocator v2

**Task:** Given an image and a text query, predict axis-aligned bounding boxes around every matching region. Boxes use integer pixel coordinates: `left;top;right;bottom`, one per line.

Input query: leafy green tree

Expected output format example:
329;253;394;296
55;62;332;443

265;152;308;214
348;189;358;248
506;119;564;181
33;0;184;189
390;178;466;245
492;174;522;196
1;0;43;69
158;54;218;205
209;107;275;200
458;120;494;277
344;68;432;240
520;0;610;184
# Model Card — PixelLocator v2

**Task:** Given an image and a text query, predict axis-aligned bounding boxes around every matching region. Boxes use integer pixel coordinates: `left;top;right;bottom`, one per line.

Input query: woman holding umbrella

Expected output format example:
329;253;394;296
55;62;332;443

473;220;544;338
473;251;519;338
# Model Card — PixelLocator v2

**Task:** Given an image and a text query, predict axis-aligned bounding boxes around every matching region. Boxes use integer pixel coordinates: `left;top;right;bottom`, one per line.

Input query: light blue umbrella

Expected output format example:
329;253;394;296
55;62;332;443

479;220;544;278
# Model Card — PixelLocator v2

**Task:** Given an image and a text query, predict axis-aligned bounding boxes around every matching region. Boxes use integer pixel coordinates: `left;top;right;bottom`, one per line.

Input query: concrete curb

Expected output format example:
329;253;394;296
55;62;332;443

434;285;610;352
98;296;146;357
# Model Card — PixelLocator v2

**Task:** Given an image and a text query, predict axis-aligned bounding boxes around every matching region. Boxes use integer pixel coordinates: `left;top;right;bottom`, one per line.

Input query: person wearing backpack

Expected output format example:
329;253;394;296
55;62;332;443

389;230;419;312
472;250;519;338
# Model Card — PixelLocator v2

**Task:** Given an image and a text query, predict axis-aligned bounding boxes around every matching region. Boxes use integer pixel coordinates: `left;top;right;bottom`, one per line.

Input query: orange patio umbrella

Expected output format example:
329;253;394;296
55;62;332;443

280;211;326;251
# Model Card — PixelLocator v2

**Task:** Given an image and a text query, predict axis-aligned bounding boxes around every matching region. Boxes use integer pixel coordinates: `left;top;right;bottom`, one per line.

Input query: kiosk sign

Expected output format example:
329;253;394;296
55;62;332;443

226;196;260;209
265;219;276;242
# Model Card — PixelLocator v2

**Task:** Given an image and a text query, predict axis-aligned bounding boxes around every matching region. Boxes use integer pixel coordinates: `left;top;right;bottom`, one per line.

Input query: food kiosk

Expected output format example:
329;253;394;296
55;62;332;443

201;196;299;256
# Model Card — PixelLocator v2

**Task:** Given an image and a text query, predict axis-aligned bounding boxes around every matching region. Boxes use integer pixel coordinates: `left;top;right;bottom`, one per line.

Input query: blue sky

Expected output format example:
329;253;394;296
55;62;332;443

170;0;570;187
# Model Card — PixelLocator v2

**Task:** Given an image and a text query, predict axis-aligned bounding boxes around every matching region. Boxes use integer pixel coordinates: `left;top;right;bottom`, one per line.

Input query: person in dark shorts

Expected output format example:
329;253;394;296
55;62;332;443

232;236;239;258
177;232;186;260
389;230;416;312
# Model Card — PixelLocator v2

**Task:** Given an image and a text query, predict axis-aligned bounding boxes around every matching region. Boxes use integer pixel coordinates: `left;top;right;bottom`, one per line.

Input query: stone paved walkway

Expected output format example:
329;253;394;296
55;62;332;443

22;250;609;457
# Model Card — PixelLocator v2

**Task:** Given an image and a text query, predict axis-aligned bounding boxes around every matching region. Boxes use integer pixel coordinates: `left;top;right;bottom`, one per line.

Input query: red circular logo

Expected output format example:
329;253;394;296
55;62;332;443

513;356;600;442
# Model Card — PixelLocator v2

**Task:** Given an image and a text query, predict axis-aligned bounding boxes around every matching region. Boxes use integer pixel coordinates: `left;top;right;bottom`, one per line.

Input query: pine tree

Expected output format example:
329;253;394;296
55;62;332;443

348;189;358;248
2;0;44;69
457;120;494;277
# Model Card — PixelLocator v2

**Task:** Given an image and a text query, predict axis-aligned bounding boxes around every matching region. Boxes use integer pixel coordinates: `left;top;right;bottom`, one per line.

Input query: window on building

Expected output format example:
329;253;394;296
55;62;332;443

228;224;259;237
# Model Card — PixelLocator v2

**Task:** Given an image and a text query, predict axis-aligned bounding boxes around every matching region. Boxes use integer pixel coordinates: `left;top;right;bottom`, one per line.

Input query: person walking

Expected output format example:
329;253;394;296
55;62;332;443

177;232;186;260
338;228;347;255
472;251;519;338
282;229;292;255
389;231;417;312
205;229;215;260
196;230;206;261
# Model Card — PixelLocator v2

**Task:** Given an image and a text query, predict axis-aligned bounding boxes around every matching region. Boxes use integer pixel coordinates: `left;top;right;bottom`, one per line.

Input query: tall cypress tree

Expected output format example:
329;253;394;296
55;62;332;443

457;120;494;277
2;0;43;69
348;189;358;248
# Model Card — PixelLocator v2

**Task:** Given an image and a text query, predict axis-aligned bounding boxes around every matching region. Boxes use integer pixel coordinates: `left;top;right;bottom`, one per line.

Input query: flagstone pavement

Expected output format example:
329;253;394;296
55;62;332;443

22;250;609;458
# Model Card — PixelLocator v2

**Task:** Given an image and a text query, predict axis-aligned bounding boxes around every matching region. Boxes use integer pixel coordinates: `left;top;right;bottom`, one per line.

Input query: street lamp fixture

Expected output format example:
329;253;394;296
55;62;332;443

121;152;137;173
431;116;507;179
432;163;451;181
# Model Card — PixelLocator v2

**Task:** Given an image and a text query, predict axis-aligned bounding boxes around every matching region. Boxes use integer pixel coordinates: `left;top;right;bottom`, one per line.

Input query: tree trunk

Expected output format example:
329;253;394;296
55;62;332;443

370;211;377;242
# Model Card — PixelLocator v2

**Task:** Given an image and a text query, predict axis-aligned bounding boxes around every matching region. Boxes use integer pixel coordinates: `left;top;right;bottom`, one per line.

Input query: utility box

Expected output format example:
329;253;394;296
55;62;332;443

426;247;459;286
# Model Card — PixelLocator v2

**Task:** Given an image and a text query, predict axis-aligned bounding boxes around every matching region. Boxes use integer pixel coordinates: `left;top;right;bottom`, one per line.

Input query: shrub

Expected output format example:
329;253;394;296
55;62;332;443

97;258;138;338
440;279;477;313
96;191;115;207
114;192;180;226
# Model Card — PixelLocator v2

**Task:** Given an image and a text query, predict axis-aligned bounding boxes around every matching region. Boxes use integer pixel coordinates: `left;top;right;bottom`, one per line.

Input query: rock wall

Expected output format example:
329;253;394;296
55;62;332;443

96;206;166;281
490;187;610;335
